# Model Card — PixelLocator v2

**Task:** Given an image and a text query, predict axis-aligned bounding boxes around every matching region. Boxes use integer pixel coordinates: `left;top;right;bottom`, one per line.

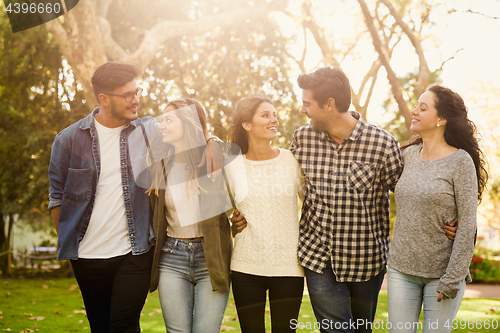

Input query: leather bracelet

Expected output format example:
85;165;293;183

207;136;223;144
207;137;224;149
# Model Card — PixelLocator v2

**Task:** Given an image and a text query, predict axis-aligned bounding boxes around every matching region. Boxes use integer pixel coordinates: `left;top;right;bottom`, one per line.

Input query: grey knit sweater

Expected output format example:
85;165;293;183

388;145;477;299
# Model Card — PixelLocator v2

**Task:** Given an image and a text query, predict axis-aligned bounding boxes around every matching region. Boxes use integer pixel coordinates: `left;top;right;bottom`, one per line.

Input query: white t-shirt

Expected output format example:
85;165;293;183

164;162;203;240
78;118;131;258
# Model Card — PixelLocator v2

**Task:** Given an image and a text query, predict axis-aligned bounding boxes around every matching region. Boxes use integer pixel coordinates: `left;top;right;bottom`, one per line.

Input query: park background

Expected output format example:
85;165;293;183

1;0;500;332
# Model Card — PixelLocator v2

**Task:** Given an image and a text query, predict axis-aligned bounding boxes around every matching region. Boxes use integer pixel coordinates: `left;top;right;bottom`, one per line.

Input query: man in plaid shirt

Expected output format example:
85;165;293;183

290;67;403;332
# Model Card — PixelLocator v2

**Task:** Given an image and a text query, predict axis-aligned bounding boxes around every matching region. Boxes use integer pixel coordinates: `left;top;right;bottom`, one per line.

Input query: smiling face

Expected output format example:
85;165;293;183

411;91;446;135
243;102;278;142
106;79;140;125
159;105;185;147
300;89;328;131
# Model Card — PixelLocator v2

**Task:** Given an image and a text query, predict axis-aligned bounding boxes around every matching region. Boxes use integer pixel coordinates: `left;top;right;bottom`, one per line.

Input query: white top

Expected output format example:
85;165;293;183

78;118;131;258
225;148;304;277
164;162;203;239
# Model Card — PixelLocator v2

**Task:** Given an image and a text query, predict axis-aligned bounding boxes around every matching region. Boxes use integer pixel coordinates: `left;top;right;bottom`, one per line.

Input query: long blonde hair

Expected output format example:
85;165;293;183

147;98;208;198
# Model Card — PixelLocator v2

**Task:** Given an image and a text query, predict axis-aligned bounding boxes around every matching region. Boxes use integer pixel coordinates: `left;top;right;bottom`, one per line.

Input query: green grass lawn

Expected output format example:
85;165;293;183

1;278;499;332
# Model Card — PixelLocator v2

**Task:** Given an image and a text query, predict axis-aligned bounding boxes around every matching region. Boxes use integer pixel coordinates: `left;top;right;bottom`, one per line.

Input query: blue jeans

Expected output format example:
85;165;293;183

304;263;386;333
158;237;230;333
387;266;465;333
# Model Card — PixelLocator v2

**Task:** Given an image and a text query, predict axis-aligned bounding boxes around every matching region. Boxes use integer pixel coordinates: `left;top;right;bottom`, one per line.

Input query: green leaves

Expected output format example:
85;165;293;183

0;15;85;255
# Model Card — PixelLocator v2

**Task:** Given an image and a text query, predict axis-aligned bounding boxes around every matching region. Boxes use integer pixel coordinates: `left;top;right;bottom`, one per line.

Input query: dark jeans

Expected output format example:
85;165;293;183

304;263;386;333
231;271;304;333
70;249;154;333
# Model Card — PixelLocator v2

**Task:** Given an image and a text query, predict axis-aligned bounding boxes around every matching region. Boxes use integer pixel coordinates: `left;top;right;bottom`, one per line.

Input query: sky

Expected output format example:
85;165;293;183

436;1;500;91
276;0;500;125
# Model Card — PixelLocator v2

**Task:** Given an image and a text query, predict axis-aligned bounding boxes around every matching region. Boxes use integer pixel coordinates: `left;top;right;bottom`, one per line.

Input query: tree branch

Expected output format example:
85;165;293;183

129;5;277;68
357;0;412;133
300;0;340;67
45;18;74;64
439;48;464;71
465;9;500;20
285;25;308;74
354;11;398;115
364;69;378;110
98;0;114;17
299;25;308;72
359;59;381;100
97;16;131;62
352;58;381;117
281;9;297;20
339;31;365;63
380;0;430;97
48;0;107;105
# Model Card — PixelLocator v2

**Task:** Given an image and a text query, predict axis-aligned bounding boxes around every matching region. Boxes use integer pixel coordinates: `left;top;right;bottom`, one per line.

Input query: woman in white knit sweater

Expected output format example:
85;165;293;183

224;96;304;333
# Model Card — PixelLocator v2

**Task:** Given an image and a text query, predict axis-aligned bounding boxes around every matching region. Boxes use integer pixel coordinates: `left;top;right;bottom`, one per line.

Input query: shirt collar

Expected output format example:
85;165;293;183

79;107;139;130
79;107;99;130
319;110;366;143
347;111;365;141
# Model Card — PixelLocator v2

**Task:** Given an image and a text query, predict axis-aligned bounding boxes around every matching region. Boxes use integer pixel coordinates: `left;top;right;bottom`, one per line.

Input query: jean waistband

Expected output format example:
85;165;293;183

165;236;204;250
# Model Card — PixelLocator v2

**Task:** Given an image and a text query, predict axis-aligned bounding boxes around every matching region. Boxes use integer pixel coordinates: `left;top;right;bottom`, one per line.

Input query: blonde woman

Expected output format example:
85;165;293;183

148;98;232;333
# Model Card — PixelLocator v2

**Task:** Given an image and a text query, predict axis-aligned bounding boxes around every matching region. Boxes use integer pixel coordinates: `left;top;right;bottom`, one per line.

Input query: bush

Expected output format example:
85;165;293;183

470;256;500;283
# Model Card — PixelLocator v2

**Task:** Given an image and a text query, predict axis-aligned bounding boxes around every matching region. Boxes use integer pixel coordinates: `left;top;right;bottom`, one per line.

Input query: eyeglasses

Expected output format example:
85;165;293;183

104;87;143;103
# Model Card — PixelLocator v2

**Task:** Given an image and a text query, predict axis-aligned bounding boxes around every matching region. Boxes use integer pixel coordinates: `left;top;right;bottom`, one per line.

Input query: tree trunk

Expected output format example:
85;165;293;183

46;0;107;106
297;0;383;120
380;0;430;97
357;0;413;134
0;212;5;250
5;214;14;276
46;0;280;107
300;0;340;68
0;212;6;274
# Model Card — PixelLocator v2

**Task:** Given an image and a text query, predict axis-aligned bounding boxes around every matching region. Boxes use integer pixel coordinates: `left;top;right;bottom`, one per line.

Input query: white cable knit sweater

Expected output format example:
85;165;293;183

225;148;304;277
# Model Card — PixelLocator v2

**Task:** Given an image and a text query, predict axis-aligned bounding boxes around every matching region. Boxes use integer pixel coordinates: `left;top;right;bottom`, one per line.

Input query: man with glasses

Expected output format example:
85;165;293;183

48;61;154;333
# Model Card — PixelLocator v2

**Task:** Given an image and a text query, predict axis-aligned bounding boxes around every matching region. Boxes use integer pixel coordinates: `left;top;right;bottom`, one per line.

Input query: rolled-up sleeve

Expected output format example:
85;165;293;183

289;129;300;155
48;132;69;210
381;138;403;192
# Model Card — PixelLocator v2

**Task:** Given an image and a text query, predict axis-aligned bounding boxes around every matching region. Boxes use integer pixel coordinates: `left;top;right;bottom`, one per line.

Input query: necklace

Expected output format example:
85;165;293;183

419;145;448;161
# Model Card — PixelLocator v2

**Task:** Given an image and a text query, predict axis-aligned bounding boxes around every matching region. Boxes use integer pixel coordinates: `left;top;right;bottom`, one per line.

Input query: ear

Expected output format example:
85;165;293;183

242;122;251;131
99;93;110;107
326;98;336;112
439;118;447;126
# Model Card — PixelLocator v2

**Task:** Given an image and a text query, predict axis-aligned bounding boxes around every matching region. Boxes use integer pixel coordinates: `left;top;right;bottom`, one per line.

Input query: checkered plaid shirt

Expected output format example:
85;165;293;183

290;112;402;282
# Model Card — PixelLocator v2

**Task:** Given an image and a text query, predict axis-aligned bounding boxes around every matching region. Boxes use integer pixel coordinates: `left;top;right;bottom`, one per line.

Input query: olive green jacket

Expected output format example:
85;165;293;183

149;181;233;293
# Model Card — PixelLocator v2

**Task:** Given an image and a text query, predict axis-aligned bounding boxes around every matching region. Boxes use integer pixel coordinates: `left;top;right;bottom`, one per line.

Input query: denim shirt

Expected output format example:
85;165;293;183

48;108;155;260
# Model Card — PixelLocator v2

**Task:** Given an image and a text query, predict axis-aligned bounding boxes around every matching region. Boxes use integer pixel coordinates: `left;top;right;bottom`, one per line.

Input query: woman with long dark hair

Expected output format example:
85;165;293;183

147;98;232;333
387;85;488;333
224;96;305;333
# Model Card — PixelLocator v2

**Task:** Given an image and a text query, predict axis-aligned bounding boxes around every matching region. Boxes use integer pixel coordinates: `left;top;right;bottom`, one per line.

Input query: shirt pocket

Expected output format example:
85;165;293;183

347;163;377;193
63;168;92;203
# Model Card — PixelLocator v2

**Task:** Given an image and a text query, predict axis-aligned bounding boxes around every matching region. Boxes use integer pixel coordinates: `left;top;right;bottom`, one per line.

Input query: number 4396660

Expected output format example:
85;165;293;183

444;319;498;330
5;2;62;14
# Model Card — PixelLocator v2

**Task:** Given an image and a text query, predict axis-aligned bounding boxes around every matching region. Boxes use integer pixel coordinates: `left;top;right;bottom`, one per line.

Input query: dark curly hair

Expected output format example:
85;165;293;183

402;85;488;202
